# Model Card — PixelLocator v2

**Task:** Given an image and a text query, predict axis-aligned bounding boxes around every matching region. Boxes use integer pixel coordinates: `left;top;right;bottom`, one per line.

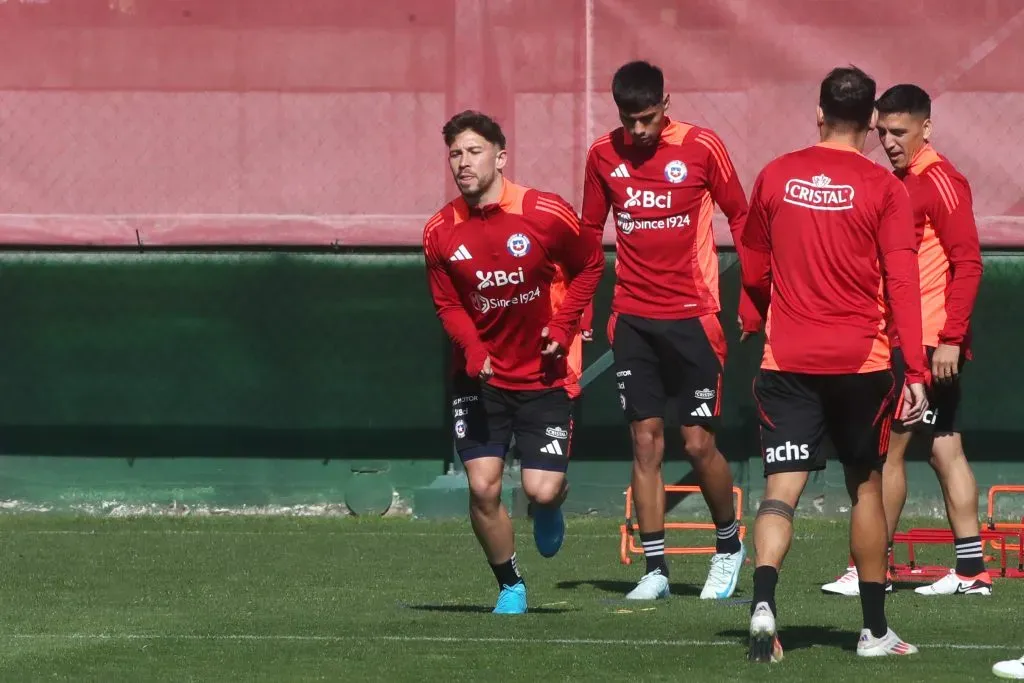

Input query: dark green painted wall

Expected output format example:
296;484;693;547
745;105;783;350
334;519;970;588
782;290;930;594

0;250;1020;513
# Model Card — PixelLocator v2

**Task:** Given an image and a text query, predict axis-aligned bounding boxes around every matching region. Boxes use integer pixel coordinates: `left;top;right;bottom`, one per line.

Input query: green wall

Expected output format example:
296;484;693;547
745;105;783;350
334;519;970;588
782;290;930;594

0;250;1020;515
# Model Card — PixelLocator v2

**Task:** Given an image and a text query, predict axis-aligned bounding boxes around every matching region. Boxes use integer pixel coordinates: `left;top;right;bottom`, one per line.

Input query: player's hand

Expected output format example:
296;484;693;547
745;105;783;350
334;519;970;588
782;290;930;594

479;356;493;381
900;382;929;425
581;329;594;343
540;327;564;358
931;344;960;384
738;315;753;342
738;314;761;343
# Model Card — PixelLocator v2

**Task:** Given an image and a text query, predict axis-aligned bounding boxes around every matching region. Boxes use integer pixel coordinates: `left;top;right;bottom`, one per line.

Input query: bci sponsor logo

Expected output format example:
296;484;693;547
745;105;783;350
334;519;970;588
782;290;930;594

623;187;672;210
476;268;525;290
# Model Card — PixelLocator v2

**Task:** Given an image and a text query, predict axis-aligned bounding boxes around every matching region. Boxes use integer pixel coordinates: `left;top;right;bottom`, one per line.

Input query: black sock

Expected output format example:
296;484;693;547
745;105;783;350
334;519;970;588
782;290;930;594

859;581;887;638
954;535;985;576
751;565;778;617
490;552;523;589
715;518;741;554
640;530;668;577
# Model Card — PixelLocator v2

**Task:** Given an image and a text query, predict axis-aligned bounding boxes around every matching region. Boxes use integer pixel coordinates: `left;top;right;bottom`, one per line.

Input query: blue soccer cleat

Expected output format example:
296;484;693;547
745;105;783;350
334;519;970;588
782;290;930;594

493;582;527;614
700;543;746;600
532;505;565;558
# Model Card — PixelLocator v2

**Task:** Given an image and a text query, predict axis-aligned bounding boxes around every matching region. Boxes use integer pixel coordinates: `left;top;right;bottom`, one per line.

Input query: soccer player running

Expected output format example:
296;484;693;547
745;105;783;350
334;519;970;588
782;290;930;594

581;61;758;601
741;67;929;662
423;111;603;614
821;84;987;598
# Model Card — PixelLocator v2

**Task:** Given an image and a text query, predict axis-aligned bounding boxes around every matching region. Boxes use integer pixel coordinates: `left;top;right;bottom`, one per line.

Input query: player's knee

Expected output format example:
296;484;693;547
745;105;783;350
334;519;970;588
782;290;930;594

523;476;565;507
631;420;664;465
682;428;716;463
468;475;502;508
928;439;968;478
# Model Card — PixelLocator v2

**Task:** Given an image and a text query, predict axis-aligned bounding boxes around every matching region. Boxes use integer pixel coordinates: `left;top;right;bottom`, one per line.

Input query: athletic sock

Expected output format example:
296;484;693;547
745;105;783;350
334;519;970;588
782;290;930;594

715;518;741;554
859;581;888;638
751;565;779;617
490;552;523;589
640;530;668;577
954;535;986;576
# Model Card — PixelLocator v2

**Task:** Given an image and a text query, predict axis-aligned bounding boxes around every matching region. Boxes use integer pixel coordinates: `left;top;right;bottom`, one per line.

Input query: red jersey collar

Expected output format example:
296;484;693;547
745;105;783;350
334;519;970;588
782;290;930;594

625;117;679;147
907;143;941;175
814;141;862;154
457;177;518;218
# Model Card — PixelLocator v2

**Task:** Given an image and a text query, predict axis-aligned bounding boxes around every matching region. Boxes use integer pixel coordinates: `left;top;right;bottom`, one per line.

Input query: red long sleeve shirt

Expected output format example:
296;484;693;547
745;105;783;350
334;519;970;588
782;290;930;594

891;144;983;351
423;179;604;396
580;118;757;327
741;142;928;384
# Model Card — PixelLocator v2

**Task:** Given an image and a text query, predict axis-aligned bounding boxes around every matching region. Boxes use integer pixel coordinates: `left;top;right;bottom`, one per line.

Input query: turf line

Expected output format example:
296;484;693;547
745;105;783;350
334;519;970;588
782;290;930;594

0;633;1015;651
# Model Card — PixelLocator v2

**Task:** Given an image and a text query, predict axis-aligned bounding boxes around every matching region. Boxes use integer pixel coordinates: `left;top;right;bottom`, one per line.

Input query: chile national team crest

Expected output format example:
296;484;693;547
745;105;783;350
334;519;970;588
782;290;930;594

664;160;687;184
506;233;531;258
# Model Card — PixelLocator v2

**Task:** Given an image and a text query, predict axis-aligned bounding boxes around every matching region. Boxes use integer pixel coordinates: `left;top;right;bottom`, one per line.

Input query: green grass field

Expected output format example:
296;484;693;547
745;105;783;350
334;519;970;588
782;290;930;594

0;514;1019;682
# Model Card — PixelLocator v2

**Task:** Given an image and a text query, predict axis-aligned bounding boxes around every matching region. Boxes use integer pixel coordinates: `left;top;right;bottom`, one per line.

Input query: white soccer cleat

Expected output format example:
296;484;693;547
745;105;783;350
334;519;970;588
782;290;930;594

822;566;861;595
914;568;992;596
748;601;783;663
856;628;918;657
624;569;670;600
993;655;1024;679
700;545;745;599
821;566;893;596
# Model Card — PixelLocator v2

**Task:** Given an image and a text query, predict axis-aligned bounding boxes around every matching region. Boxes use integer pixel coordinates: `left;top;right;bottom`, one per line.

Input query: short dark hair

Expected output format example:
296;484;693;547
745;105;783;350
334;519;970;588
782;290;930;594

875;84;932;118
442;110;506;149
819;66;876;131
612;61;665;113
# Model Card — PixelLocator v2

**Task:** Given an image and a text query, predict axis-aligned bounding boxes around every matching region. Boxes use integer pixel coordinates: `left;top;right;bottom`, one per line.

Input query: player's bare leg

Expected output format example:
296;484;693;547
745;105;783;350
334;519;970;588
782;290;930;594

682;425;738;525
632;418;667;533
914;432;991;596
625;417;670;599
845;463;918;656
521;469;568;559
521;469;568;508
683;425;745;599
847;465;888;585
465;456;525;613
748;471;806;663
824;429;910;596
883;430;914;543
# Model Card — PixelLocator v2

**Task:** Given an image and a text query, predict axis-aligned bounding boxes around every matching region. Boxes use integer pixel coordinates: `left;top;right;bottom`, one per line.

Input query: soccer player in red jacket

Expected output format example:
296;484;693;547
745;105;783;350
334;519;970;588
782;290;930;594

822;84;987;598
581;61;757;601
741;67;929;661
423;111;604;614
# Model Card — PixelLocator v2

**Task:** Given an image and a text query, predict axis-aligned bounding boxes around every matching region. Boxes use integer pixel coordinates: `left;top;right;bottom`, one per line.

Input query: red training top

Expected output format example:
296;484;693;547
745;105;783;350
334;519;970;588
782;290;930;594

741;141;928;384
890;143;983;353
423;178;604;396
581;118;758;329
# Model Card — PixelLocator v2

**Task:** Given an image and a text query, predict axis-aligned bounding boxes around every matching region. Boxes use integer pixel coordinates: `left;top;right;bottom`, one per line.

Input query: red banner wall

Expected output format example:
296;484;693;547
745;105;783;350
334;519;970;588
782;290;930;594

1;0;1022;247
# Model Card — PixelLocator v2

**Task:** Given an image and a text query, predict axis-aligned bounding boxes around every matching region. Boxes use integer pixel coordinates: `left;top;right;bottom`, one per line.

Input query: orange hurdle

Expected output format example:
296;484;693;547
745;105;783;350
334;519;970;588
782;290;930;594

888;484;1024;581
986;485;1024;554
619;485;745;565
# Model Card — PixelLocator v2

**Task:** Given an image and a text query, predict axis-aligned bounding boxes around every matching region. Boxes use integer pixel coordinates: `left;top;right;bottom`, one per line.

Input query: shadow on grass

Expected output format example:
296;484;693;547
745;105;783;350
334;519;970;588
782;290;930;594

555;579;701;597
403;604;574;614
717;625;854;652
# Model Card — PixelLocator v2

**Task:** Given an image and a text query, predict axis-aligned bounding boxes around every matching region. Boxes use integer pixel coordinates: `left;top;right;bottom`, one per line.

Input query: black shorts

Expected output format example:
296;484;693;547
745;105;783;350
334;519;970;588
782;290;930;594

450;374;574;472
611;313;726;426
892;346;963;435
753;370;896;476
